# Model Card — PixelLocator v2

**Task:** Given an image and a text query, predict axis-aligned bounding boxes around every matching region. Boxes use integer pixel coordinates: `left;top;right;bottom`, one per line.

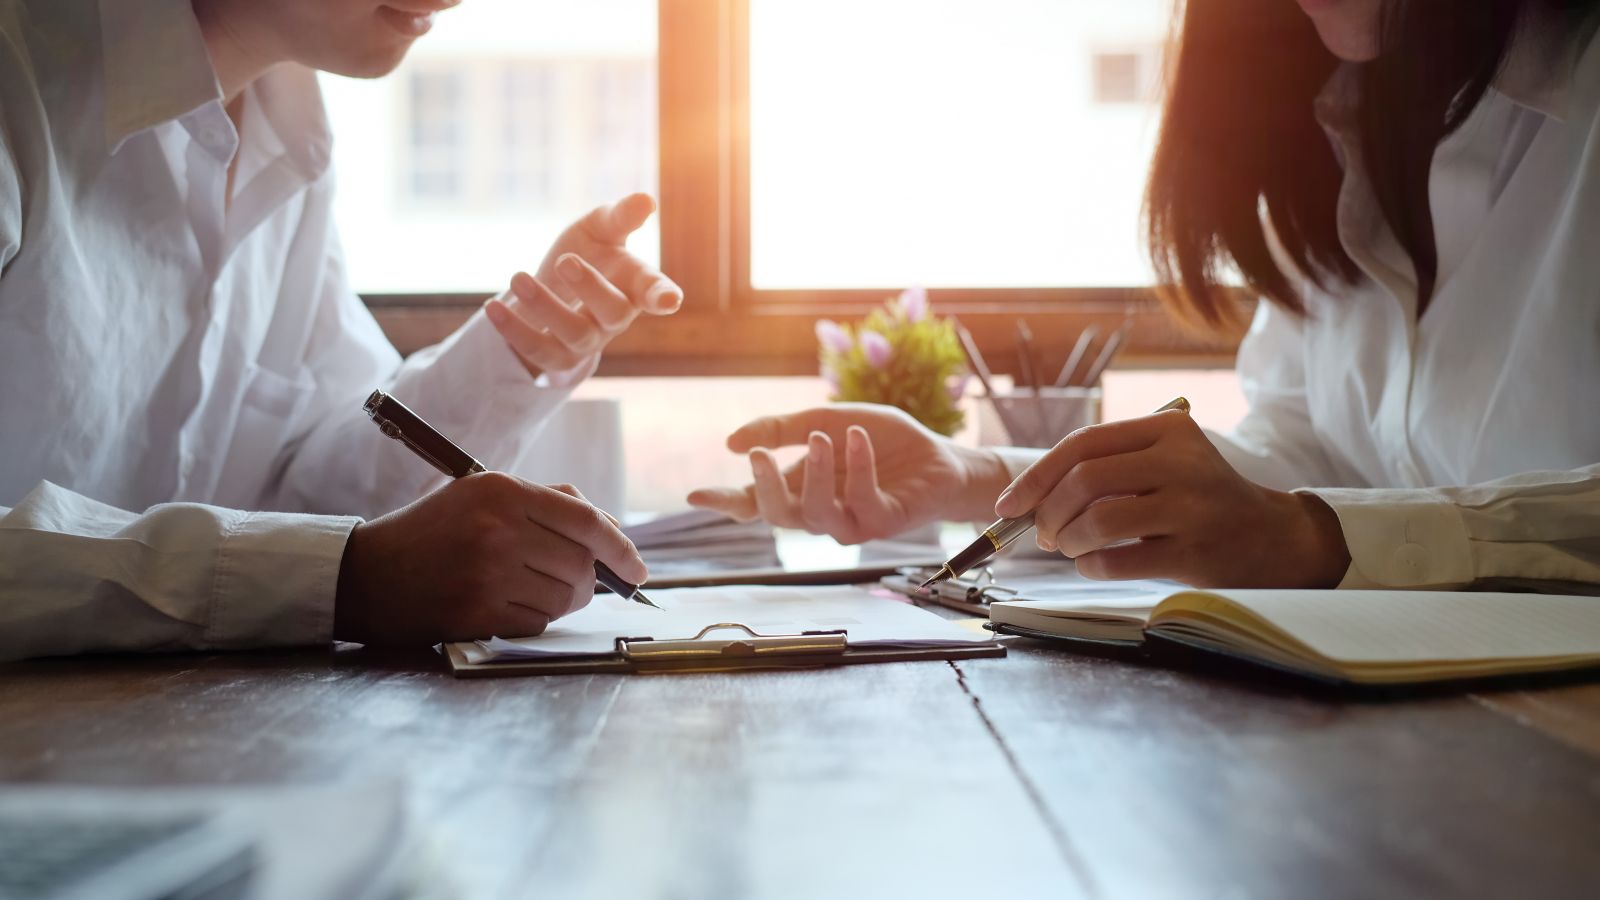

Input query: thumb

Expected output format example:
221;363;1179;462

726;408;836;453
584;192;656;244
687;487;758;522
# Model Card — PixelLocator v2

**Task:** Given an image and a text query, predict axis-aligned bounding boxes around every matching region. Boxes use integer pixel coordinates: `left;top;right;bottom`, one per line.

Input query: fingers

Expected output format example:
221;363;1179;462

581;192;656;245
726;404;901;453
504;272;601;344
546;482;623;529
511;513;601;620
1047;493;1169;558
686;486;759;521
1030;450;1162;552
518;481;648;586
606;255;683;316
519;540;598;619
841;425;902;537
749;447;802;528
498;593;554;639
996;410;1188;517
728;410;830;453
799;432;851;539
553;255;635;331
484;293;589;374
636;268;684;315
1076;536;1175;582
574;194;684;315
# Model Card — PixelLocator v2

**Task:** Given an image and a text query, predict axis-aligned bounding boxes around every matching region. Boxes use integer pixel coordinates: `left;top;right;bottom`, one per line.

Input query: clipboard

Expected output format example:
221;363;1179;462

880;567;1018;617
444;621;1005;678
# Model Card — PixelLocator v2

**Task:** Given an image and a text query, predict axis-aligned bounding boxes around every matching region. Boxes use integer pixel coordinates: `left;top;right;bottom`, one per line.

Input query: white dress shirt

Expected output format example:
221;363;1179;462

0;0;588;660
1003;14;1600;591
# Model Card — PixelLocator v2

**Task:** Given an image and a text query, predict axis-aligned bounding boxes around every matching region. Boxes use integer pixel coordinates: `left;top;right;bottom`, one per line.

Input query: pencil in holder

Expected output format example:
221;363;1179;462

976;386;1102;449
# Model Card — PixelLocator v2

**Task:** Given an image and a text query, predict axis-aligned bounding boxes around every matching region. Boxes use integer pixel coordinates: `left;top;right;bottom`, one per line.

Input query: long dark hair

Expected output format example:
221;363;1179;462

1145;0;1593;329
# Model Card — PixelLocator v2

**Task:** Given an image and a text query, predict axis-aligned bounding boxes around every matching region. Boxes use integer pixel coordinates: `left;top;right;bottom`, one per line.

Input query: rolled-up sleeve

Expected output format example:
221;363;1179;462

260;199;587;519
1308;465;1600;590
0;482;356;661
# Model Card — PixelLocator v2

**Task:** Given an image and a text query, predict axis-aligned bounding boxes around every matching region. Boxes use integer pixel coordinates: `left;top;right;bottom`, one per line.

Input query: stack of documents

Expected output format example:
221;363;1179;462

623;509;781;576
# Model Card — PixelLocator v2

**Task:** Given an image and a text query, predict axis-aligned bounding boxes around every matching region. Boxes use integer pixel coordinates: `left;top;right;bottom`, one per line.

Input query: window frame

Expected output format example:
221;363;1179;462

365;0;1248;375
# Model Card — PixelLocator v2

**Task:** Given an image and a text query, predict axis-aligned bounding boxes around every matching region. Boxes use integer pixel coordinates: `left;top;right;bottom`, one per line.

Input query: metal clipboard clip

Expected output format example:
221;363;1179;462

614;623;848;662
897;566;1018;608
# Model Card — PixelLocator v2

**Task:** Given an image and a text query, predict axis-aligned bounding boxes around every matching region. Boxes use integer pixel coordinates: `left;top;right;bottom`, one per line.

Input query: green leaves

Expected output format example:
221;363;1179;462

818;290;967;437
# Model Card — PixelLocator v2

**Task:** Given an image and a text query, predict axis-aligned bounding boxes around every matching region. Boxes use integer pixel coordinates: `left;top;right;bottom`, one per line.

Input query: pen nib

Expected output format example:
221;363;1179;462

920;567;953;589
633;591;664;610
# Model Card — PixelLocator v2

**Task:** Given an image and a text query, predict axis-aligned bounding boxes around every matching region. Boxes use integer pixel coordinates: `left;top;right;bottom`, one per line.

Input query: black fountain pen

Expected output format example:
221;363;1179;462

363;389;660;609
922;396;1191;588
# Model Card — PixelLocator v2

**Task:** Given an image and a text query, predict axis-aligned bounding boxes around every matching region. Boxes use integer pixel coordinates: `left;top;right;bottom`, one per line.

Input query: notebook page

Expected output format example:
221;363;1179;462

1156;590;1600;666
460;585;990;663
1001;577;1181;613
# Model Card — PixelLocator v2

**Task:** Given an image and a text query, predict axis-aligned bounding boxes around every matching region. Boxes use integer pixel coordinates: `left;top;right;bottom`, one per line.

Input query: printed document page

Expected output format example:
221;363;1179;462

460;585;990;664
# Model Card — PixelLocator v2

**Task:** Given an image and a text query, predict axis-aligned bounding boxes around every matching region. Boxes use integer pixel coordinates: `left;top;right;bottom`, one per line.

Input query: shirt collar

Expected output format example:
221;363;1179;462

96;0;332;181
240;65;335;186
99;0;222;153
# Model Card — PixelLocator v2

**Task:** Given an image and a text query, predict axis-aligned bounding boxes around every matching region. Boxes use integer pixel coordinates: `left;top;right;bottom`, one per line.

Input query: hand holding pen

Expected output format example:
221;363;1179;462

986;397;1351;589
332;392;655;648
923;397;1190;587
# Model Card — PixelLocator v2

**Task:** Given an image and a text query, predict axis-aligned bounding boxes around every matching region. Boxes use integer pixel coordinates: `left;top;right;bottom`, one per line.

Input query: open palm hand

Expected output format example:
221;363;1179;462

688;403;1008;544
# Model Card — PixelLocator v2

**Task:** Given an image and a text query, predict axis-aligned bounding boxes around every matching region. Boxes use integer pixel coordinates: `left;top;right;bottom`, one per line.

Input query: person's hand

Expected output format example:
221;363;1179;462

333;472;648;645
483;192;683;377
687;403;1011;544
993;408;1350;587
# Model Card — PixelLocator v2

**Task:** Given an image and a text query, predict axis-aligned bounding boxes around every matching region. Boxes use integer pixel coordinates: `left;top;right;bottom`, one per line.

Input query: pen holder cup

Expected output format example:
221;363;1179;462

977;387;1102;449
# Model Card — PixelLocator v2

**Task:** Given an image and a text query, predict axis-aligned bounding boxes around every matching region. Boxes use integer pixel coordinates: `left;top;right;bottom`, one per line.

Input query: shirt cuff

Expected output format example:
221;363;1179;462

208;511;359;649
453;310;590;433
537;352;600;389
1298;487;1474;590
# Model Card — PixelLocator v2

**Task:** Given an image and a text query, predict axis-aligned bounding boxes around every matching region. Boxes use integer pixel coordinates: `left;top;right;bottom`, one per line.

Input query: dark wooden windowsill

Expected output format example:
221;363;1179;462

363;289;1248;377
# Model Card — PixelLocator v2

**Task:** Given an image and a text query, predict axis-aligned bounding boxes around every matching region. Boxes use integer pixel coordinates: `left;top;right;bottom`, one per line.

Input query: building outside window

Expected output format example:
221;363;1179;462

406;70;466;202
500;64;557;207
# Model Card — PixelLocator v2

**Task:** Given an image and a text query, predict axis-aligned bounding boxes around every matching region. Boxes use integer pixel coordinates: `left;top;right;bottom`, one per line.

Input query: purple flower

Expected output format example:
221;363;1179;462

898;286;928;322
947;373;972;401
815;318;853;354
860;330;891;369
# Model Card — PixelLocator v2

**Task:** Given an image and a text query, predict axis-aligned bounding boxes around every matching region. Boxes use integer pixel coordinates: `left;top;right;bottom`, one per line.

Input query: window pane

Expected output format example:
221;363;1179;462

320;0;659;294
749;0;1170;290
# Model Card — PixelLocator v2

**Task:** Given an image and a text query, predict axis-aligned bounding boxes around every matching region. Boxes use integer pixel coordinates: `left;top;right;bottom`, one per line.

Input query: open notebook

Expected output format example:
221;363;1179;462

990;589;1600;685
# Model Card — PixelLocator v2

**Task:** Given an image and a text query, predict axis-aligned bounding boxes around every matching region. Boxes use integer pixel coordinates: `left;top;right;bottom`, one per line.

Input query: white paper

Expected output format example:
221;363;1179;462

998;576;1182;613
460;585;991;664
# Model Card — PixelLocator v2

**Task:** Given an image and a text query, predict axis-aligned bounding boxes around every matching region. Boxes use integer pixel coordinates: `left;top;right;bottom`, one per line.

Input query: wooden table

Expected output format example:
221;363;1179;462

5;636;1600;899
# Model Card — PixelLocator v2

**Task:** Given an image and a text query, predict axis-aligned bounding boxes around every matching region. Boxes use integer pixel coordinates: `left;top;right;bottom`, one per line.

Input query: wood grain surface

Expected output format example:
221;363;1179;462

4;638;1600;899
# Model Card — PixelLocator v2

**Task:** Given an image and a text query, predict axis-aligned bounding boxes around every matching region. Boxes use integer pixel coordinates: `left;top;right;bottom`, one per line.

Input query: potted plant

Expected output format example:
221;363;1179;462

815;288;969;436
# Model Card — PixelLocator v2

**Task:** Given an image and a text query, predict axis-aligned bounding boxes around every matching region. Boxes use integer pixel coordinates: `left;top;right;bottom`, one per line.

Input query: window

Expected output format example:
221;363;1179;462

746;0;1170;290
335;0;1244;375
590;62;657;201
320;0;658;294
406;71;465;201
500;66;557;206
